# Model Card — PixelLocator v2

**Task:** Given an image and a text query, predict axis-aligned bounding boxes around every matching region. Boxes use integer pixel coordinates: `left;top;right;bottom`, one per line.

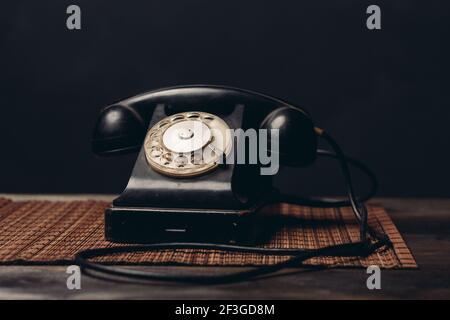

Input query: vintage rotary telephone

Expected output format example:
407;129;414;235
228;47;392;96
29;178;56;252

76;85;391;283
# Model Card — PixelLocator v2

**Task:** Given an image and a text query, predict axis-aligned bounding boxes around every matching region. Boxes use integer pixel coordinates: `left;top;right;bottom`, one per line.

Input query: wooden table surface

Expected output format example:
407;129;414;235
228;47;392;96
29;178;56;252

0;195;449;300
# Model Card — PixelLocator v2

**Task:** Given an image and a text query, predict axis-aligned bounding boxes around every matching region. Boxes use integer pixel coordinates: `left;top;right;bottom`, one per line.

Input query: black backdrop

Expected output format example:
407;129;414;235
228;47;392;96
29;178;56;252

1;0;449;197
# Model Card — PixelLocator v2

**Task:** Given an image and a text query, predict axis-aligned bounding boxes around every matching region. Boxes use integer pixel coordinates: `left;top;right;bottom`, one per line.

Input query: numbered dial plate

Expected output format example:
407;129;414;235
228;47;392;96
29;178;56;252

144;112;232;177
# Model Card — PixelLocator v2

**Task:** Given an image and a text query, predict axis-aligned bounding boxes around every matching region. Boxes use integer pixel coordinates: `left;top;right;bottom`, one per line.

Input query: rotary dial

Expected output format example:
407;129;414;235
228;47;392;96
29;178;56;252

144;111;232;177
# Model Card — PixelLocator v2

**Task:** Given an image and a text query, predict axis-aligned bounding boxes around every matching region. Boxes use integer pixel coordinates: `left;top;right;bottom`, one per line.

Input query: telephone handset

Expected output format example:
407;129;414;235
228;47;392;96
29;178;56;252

77;85;390;283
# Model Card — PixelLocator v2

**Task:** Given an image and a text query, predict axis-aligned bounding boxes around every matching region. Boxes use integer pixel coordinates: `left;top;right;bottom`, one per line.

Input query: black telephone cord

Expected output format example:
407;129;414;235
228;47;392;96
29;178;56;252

296;148;379;207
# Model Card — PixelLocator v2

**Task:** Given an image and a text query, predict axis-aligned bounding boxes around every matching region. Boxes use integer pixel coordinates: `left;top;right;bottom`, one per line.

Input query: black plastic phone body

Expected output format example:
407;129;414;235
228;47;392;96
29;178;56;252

93;85;317;244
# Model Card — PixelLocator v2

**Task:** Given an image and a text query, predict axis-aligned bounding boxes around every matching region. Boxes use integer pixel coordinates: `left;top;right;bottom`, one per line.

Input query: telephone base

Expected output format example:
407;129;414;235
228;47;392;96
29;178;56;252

105;205;271;244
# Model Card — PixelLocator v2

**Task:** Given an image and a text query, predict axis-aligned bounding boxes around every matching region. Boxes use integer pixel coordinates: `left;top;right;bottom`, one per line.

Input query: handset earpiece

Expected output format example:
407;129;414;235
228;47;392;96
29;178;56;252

260;106;317;167
92;104;145;156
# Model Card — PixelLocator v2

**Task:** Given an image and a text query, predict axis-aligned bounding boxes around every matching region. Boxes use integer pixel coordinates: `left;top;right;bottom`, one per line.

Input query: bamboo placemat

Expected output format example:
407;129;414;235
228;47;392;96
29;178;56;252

0;198;416;268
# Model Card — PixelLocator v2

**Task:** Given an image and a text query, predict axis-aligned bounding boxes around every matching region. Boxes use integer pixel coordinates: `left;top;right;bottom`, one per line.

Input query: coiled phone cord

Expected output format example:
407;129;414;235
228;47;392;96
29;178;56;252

75;129;391;284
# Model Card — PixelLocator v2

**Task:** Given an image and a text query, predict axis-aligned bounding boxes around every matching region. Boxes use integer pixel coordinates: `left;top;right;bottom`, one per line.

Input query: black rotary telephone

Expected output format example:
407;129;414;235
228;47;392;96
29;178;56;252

76;85;391;283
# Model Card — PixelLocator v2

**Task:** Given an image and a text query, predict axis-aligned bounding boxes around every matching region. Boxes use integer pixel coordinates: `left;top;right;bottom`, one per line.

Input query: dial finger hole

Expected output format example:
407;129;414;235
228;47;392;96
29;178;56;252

158;121;169;128
174;155;188;167
153;130;162;137
171;115;185;122
187;113;200;119
162;152;173;162
150;148;162;157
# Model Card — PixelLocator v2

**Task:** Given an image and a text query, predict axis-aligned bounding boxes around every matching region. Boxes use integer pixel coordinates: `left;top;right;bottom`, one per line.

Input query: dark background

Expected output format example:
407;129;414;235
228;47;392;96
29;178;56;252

0;1;449;197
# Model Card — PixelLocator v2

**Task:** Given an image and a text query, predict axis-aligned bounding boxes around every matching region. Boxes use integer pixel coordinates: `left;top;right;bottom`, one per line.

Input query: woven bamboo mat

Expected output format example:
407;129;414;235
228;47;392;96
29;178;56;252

0;198;416;268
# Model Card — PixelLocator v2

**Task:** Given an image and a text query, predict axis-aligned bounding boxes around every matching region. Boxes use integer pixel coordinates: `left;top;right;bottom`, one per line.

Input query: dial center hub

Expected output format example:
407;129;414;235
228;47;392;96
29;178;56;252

177;128;194;140
162;120;211;153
